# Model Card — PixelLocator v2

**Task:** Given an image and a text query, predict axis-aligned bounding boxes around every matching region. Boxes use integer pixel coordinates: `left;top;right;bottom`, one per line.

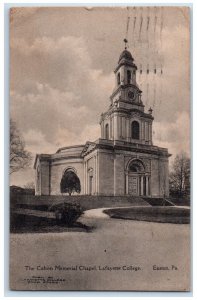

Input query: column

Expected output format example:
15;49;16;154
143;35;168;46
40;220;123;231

96;154;98;194
86;161;88;194
114;114;118;140
119;116;122;138
149;123;152;143
148;176;151;196
122;117;125;138
124;117;126;139
83;161;86;194
101;122;103;138
114;155;116;195
112;116;114;139
125;173;129;194
94;156;96;194
150;123;152;143
97;152;100;194
126;118;130;141
142;121;145;141
110;117;112;139
140;121;143;140
140;176;144;195
146;175;149;196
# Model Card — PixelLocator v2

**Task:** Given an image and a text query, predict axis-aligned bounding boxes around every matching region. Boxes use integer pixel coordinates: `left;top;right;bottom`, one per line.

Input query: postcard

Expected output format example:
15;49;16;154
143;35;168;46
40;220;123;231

9;6;190;291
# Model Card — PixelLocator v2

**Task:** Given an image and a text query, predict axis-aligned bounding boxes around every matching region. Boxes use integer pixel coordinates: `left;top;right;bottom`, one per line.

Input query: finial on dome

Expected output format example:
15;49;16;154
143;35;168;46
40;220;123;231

123;38;128;49
148;107;153;115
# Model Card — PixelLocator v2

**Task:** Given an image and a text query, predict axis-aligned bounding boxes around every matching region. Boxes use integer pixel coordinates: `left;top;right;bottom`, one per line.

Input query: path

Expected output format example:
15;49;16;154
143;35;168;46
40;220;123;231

82;207;110;219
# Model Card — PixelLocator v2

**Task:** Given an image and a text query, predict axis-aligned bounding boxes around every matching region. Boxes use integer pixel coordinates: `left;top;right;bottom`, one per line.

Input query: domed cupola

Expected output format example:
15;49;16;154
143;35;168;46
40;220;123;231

115;48;137;74
118;49;134;63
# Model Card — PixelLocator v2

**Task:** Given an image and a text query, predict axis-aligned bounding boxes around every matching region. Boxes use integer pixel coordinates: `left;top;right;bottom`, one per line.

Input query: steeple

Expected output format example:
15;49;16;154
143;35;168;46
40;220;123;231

111;45;143;110
100;45;154;146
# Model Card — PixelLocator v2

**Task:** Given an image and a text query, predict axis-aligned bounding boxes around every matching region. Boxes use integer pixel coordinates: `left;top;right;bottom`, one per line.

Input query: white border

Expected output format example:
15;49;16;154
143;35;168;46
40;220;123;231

2;1;196;299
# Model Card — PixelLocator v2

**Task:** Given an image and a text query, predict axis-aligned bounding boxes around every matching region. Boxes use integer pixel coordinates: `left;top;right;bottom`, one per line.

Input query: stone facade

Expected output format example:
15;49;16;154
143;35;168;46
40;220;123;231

34;48;171;197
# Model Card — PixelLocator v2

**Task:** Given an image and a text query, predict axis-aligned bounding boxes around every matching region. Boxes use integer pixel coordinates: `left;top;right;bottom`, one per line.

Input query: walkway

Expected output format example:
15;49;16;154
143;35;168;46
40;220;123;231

82;207;110;219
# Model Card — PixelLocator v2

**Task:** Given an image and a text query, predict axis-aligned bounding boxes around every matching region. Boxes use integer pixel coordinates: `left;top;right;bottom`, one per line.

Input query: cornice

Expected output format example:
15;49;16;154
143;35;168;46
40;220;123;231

110;83;142;100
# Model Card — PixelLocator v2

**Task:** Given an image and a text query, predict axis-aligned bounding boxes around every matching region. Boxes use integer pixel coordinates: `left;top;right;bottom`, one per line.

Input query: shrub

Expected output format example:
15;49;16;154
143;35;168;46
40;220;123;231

49;202;83;226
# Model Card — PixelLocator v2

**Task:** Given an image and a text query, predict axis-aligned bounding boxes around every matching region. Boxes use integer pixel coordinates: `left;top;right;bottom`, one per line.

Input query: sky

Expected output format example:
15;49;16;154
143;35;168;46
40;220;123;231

9;6;190;186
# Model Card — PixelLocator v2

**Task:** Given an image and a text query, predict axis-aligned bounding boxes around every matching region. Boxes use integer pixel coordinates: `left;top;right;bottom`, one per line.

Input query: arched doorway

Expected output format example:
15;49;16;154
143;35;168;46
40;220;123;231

60;168;81;195
126;159;150;196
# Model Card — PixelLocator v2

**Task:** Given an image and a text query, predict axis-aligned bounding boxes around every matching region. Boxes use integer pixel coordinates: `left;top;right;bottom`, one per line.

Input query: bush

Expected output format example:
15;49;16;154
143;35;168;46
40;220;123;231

49;202;83;226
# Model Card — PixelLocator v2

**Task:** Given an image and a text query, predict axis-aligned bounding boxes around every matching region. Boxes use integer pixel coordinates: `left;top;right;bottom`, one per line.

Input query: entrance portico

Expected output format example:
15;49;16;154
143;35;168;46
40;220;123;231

125;159;150;196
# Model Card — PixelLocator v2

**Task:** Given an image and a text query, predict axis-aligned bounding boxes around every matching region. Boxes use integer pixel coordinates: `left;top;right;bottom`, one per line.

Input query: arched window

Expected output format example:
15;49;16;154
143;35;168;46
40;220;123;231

127;70;131;84
117;72;120;85
130;165;138;172
128;160;145;173
105;124;109;139
60;169;81;195
131;121;140;140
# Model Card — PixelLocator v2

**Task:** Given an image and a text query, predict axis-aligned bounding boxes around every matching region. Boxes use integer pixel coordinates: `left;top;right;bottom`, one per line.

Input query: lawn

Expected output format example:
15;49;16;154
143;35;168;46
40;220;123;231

104;206;190;224
10;214;92;233
10;214;190;291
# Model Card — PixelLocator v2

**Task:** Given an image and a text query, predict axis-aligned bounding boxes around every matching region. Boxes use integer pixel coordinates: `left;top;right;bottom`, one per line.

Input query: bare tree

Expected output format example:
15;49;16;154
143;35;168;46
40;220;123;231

169;152;190;197
10;119;32;174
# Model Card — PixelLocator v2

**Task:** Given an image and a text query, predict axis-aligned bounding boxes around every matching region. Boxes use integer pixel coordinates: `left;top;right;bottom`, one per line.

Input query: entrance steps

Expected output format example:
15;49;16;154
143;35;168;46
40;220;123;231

142;197;174;206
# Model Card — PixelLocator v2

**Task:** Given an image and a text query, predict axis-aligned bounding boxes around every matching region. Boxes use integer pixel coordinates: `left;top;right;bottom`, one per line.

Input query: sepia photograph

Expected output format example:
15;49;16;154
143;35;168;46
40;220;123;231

9;6;190;291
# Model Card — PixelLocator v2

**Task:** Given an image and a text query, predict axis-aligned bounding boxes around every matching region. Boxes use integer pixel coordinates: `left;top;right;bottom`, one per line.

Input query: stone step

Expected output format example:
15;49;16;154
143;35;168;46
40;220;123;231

142;197;174;206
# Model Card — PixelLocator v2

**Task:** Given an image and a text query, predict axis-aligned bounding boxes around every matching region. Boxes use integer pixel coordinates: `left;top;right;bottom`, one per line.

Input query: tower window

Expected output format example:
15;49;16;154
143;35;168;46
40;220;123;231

117;72;120;85
131;121;140;140
105;124;109;139
127;70;131;84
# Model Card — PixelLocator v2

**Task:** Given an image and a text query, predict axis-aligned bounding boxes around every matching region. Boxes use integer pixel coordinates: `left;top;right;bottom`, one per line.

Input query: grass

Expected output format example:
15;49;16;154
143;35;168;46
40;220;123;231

10;214;190;290
104;206;190;224
10;214;92;234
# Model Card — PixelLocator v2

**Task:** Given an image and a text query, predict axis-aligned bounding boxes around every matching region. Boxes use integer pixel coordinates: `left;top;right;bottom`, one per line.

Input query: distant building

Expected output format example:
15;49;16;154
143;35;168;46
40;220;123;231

34;47;171;197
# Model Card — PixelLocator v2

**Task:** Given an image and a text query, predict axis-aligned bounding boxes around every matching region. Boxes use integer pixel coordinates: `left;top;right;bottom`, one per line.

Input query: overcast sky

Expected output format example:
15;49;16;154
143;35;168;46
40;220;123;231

10;6;190;186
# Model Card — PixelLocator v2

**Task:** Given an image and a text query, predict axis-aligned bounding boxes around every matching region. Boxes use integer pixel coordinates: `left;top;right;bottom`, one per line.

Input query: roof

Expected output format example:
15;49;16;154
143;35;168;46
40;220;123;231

118;49;134;63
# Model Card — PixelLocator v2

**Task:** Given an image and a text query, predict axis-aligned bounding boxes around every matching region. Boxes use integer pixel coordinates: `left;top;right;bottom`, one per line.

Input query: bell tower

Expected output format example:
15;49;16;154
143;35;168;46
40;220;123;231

100;41;154;145
112;41;143;108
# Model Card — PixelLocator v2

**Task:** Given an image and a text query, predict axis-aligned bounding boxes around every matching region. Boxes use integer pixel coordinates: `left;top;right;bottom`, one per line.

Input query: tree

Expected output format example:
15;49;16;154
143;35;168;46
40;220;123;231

49;202;83;226
10;119;32;174
60;171;81;196
169;152;190;197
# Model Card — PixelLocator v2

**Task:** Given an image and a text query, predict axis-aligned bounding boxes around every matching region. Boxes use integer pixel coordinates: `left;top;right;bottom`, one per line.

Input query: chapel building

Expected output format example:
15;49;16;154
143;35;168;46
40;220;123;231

34;48;170;197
